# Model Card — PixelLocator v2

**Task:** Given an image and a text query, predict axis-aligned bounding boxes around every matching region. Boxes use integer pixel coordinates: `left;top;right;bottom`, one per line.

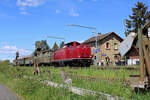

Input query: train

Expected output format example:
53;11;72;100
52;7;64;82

14;41;91;67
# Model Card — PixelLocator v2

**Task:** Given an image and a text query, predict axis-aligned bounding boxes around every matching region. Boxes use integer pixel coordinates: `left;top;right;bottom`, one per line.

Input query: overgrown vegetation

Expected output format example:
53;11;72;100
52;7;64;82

38;66;150;100
0;62;103;100
1;62;150;100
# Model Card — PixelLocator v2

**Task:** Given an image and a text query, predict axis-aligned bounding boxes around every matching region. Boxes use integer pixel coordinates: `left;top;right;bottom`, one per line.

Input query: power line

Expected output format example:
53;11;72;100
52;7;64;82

47;36;65;42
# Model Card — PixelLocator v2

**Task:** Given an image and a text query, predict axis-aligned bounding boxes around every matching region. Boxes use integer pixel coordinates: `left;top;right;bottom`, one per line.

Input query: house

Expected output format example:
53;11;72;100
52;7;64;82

83;32;123;66
118;32;139;65
126;46;139;65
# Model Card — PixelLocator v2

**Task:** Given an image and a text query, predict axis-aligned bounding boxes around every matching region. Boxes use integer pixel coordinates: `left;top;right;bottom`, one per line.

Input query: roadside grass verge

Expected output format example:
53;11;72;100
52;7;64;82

0;62;104;100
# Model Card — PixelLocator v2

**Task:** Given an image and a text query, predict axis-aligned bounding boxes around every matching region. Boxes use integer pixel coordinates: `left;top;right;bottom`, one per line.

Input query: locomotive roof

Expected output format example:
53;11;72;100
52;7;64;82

65;41;81;45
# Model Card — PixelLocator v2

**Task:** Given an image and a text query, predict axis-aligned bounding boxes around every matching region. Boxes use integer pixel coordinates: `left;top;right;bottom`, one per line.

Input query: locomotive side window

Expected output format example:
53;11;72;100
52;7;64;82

66;42;74;47
68;44;73;47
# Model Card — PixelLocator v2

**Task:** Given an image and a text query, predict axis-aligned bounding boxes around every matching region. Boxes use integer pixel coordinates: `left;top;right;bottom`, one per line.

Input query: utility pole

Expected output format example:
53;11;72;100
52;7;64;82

124;19;127;35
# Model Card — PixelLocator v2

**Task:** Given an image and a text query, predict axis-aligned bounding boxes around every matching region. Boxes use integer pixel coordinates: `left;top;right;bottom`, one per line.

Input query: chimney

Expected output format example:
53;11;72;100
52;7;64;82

98;32;101;36
148;27;150;40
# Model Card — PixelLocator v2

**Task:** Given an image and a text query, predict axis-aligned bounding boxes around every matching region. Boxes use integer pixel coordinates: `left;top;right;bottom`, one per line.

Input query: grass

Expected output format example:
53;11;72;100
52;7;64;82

36;66;150;100
44;66;134;98
64;66;139;80
1;62;150;100
0;62;104;100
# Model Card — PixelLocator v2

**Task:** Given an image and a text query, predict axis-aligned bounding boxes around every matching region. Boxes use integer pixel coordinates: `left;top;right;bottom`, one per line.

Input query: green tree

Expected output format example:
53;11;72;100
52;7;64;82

35;41;41;51
40;40;50;51
59;41;65;48
34;40;50;56
125;2;150;36
35;40;50;51
52;42;59;51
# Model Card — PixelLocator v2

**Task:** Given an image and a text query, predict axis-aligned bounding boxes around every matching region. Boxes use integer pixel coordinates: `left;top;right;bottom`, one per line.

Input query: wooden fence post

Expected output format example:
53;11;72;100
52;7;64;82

47;67;51;80
60;68;67;82
36;64;40;75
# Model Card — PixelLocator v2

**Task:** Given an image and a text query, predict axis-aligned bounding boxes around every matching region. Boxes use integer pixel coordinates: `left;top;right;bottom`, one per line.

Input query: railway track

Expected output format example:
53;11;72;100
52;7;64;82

95;66;139;70
69;66;140;71
66;72;128;83
51;72;128;84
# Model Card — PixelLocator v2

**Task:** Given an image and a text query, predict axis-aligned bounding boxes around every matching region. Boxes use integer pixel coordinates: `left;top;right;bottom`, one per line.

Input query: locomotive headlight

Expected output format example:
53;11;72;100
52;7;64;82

78;55;80;57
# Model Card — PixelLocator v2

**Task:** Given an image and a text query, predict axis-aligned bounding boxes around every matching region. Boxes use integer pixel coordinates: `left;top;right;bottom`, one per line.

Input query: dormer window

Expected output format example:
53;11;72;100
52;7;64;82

106;42;110;50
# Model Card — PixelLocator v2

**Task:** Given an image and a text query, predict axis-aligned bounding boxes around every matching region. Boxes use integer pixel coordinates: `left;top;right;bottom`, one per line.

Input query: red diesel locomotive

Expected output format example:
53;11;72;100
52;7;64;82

52;41;91;67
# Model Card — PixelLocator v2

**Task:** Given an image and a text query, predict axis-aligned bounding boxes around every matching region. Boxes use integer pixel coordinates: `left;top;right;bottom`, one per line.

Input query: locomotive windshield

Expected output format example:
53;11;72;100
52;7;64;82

65;41;81;47
68;44;73;47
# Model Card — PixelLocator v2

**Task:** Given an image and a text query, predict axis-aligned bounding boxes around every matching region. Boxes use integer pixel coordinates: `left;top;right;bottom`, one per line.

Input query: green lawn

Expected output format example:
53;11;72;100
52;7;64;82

0;62;150;100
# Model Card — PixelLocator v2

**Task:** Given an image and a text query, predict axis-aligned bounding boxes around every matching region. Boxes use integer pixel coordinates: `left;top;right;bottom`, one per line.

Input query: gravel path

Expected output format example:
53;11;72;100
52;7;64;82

0;84;21;100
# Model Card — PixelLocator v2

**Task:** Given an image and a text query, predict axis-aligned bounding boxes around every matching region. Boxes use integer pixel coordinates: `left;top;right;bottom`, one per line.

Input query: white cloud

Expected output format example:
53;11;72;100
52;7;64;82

0;45;29;55
17;0;46;15
78;41;84;43
0;44;31;62
17;0;45;7
69;8;79;17
56;9;61;14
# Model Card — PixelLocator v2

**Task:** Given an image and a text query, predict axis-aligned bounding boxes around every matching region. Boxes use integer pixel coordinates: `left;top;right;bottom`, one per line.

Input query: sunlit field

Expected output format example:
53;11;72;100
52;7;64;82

0;62;150;100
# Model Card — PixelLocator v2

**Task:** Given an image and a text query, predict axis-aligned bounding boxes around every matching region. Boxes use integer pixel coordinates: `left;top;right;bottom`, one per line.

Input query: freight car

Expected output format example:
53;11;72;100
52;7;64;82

14;50;53;66
14;41;91;67
14;55;33;66
37;50;53;66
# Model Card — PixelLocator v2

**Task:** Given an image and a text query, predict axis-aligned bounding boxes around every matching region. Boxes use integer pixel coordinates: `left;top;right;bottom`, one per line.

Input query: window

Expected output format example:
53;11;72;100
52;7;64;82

114;43;118;50
106;42;110;49
63;46;67;48
67;43;73;47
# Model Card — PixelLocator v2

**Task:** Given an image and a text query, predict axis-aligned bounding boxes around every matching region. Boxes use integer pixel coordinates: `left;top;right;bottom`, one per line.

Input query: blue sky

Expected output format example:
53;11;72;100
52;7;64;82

0;0;150;61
